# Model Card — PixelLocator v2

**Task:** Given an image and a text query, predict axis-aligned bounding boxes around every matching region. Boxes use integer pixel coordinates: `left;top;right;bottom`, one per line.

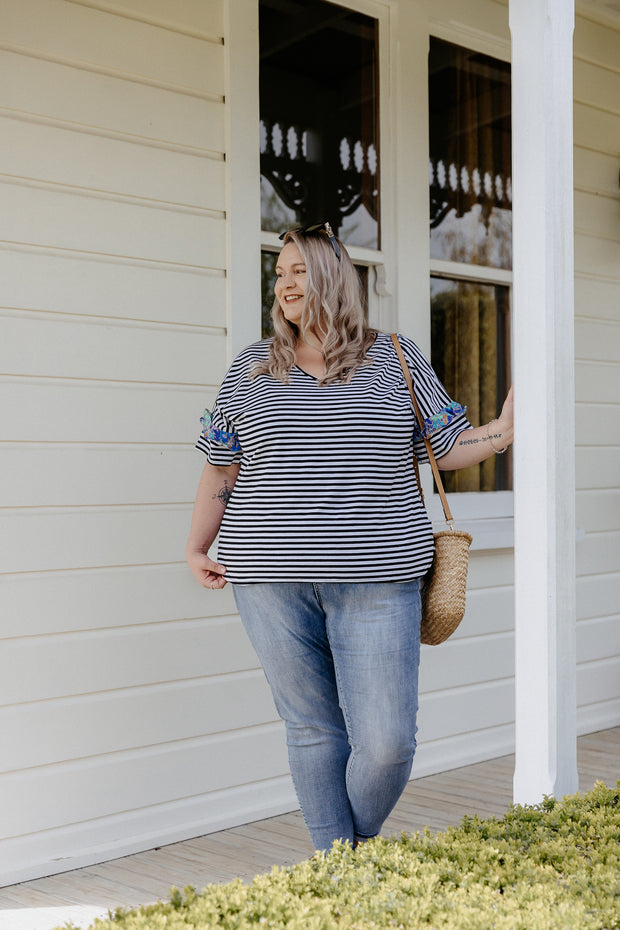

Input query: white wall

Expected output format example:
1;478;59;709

0;0;294;887
572;9;620;732
1;0;618;887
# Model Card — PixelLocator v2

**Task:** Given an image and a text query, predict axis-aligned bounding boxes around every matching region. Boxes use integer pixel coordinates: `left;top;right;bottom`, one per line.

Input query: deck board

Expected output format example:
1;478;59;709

1;727;618;930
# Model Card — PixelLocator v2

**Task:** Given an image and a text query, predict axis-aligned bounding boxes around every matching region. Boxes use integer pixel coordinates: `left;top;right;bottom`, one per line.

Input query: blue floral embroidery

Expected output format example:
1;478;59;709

413;401;466;440
200;409;242;452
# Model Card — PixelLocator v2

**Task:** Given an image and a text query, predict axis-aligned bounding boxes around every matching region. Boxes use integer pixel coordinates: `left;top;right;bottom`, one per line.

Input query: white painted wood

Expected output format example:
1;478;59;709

420;632;514;692
577;490;620;533
510;0;579;802
419;679;514;742
2;672;276;770
1;184;225;267
0;619;261;704
575;232;620;278
574;190;620;239
576;360;620;402
574;57;620;114
573;103;620;157
69;0;225;39
577;614;620;660
577;524;620;577
0;565;236;638
4;378;216;442
0;116;226;210
1;51;225;152
574;147;620;199
2;0;226;95
574;8;620;68
0;724;290;837
0;506;192;573
4;445;202;507
1;313;227;383
575;277;620;324
0;775;299;887
225;0;261;359
576;447;620;488
578;656;620;704
0;248;227;326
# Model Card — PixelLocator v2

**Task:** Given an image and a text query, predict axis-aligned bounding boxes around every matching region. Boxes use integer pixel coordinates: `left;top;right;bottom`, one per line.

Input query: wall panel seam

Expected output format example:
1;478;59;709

575;227;620;246
0;307;226;336
0;174;226;218
1;374;218;389
0;240;223;274
575;182;620;201
64;0;225;44
574;96;620;119
0;108;225;159
0;42;224;103
574;53;620;75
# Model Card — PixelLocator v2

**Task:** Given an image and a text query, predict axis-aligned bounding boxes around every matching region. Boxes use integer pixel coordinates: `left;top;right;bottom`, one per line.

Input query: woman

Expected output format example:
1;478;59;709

186;222;513;851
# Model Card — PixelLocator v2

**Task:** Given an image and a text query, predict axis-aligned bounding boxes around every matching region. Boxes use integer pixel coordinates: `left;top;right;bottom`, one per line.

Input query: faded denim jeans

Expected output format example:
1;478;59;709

232;581;422;851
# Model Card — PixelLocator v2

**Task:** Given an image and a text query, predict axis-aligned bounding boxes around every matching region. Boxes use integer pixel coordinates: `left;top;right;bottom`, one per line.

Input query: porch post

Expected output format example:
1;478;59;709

509;0;579;803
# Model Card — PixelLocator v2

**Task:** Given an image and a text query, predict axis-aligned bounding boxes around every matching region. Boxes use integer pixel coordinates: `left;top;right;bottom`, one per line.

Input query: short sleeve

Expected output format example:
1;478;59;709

195;403;243;465
397;335;472;463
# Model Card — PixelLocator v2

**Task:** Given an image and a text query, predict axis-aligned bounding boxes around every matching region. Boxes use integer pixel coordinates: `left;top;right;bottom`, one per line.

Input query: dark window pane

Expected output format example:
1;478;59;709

429;38;512;269
431;277;512;492
259;0;380;249
261;251;369;339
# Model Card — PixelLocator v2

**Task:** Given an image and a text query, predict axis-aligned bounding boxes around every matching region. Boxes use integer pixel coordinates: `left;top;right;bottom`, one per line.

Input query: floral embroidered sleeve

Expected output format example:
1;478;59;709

199;410;242;453
412;401;467;441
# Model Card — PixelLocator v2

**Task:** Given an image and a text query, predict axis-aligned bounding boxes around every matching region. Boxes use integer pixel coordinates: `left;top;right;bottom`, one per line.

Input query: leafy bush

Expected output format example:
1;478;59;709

63;781;620;930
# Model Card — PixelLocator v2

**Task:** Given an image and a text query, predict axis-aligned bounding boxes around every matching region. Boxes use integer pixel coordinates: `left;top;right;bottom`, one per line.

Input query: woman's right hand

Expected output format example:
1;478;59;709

186;547;228;589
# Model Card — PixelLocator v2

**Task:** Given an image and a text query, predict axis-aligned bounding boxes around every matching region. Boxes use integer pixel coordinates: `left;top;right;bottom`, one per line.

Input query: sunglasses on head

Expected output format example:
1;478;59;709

278;221;341;262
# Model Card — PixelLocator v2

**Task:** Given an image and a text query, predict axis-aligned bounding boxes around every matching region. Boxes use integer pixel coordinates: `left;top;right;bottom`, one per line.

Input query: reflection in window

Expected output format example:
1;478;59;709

259;0;380;249
431;277;512;492
429;39;512;269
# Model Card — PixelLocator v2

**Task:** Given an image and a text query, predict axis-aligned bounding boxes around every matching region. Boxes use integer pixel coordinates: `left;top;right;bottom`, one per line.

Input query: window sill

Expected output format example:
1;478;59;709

431;515;514;551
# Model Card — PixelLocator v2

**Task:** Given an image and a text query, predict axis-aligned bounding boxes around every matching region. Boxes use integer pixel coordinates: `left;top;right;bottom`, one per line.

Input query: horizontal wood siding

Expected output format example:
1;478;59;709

573;10;620;733
0;0;280;888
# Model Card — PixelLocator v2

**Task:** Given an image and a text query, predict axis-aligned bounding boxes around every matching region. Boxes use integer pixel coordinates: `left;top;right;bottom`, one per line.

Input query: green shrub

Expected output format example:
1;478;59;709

62;781;620;930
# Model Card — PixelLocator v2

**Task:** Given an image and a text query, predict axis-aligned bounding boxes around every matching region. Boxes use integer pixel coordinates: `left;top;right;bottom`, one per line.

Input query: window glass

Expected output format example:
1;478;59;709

429;39;511;269
431;277;512;492
259;0;380;249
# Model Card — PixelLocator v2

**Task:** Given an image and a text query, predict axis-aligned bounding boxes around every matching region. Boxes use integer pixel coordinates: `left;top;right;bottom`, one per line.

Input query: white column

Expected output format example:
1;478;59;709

510;0;579;803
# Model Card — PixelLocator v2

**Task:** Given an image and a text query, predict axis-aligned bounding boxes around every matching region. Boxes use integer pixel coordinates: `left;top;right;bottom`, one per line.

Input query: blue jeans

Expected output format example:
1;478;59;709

232;581;422;851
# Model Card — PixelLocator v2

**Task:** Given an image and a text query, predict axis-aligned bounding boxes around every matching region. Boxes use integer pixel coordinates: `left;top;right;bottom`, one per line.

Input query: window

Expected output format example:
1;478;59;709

259;0;381;336
429;38;512;493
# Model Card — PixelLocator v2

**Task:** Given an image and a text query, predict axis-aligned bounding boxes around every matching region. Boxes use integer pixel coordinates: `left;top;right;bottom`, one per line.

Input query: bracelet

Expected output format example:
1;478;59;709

486;419;508;454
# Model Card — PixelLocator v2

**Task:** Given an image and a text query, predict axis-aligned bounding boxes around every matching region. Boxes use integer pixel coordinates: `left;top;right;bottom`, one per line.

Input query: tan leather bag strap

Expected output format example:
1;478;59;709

391;334;454;527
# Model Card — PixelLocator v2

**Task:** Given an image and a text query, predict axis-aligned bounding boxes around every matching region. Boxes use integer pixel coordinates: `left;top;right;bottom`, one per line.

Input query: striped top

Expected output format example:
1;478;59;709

196;332;471;584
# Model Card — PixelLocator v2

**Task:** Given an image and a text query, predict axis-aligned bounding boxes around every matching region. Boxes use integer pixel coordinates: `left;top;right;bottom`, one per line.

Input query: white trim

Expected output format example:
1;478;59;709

510;0;579;804
429;18;511;62
225;0;262;360
430;259;513;287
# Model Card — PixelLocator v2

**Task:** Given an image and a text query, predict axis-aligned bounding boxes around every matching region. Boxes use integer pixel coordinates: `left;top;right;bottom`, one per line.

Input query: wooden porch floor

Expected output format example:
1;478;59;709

2;728;618;930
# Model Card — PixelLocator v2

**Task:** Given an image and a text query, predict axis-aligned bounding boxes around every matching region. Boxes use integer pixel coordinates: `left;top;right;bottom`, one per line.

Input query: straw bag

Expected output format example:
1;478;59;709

391;335;473;645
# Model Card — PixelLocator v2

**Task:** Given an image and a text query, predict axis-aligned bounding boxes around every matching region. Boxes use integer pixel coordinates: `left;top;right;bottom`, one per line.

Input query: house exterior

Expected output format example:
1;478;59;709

1;0;618;886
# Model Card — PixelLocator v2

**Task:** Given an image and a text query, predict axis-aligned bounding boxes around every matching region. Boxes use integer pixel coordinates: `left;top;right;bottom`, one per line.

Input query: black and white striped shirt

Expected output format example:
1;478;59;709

196;332;470;583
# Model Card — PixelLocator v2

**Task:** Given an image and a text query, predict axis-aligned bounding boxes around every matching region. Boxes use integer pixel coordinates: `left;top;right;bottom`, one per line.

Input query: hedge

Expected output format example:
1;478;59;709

60;781;620;930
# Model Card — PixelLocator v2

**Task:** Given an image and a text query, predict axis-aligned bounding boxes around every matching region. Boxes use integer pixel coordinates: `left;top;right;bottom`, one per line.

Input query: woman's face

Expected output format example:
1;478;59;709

274;242;306;326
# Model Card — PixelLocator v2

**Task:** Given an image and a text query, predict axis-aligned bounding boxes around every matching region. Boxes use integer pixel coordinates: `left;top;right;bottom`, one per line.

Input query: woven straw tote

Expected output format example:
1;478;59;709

391;335;473;645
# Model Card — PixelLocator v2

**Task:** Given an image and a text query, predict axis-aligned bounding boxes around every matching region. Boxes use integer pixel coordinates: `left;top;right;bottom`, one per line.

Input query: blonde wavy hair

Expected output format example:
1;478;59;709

250;227;376;386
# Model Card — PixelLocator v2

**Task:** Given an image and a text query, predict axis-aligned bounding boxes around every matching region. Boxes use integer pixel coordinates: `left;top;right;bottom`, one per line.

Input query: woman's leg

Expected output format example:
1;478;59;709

232;583;357;850
319;580;422;843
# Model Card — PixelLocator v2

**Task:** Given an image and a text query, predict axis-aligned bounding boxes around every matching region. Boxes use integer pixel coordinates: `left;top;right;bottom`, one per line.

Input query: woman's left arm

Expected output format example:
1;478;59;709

437;387;513;471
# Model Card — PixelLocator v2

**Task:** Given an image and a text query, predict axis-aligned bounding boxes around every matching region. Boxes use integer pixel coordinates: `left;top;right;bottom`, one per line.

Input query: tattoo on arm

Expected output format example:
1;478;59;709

458;432;502;447
212;480;233;506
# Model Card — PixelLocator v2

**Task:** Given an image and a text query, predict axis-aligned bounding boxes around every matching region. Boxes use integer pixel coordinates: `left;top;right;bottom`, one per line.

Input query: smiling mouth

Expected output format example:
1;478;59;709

284;295;302;302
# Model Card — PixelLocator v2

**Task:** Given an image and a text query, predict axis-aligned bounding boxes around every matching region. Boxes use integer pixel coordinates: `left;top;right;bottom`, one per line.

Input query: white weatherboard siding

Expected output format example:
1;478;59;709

573;10;620;733
1;0;619;887
0;0;293;887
